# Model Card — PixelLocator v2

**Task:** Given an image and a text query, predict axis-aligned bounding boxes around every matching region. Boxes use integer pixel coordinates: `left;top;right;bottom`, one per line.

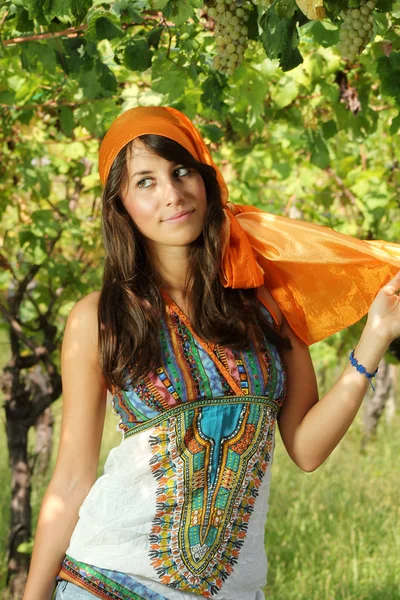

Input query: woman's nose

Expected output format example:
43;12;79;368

163;178;184;206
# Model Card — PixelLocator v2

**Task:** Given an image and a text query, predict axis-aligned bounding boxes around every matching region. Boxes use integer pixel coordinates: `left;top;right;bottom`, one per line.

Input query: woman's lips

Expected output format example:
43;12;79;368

162;210;194;223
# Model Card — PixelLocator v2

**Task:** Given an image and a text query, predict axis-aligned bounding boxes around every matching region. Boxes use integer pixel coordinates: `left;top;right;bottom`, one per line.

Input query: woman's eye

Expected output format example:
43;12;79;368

137;178;152;188
175;166;190;177
137;167;190;188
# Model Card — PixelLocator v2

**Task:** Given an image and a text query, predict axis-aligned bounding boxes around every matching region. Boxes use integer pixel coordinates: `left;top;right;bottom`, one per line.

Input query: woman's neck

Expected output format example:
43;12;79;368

150;243;190;296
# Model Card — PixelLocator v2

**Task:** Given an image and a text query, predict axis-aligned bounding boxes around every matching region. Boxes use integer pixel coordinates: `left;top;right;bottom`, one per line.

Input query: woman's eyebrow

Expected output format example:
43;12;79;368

133;170;153;177
132;163;182;177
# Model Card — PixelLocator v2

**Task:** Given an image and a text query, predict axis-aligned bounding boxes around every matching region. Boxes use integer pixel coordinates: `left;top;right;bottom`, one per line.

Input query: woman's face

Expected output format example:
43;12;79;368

121;139;208;251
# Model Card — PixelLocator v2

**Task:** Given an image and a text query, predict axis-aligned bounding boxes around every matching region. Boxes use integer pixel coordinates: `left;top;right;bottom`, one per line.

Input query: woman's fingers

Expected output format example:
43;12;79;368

382;270;400;295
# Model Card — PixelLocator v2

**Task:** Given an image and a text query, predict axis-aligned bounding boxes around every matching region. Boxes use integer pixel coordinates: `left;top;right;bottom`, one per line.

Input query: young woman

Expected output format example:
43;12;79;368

23;106;400;600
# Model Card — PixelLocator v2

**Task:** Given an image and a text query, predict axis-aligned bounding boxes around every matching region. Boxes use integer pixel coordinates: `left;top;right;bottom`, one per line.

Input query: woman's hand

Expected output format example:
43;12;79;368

366;270;400;344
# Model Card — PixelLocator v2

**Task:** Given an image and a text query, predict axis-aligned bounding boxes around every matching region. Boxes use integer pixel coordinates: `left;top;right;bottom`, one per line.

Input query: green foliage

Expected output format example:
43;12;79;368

124;37;153;71
304;20;340;48
377;52;400;101
70;0;93;25
163;0;200;26
275;0;297;19
265;413;400;599
260;2;304;71
17;539;34;554
86;11;124;42
201;71;227;112
376;0;396;11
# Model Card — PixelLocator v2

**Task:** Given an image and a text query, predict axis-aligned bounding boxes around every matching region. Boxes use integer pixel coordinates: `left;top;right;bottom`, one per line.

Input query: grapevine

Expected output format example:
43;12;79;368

202;0;252;75
337;0;376;62
202;0;382;75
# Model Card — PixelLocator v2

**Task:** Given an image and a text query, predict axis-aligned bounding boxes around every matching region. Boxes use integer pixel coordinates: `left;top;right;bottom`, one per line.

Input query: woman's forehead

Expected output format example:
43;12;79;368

128;138;153;158
127;141;161;165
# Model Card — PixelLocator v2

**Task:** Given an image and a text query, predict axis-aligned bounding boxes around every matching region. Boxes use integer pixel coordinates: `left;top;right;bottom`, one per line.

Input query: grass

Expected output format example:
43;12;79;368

264;415;400;599
1;326;399;598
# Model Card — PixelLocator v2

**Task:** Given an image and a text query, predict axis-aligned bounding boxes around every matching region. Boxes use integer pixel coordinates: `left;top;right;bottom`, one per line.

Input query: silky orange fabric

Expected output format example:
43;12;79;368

98;106;400;345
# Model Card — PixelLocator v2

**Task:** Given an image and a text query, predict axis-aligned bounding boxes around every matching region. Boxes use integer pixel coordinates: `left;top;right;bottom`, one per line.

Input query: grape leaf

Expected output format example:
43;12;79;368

42;0;70;23
199;124;223;143
0;91;16;105
272;78;299;108
302;20;340;48
152;55;187;101
163;1;196;25
75;103;100;136
146;26;164;50
98;62;118;92
201;71;227;113
18;109;35;124
389;113;400;134
247;4;260;42
308;131;330;168
86;13;124;42
25;0;45;21
59;38;94;75
15;8;34;32
260;4;303;71
322;119;338;139
79;69;102;99
21;42;57;72
275;0;297;19
70;0;92;24
125;8;144;24
376;0;395;11
377;53;400;101
124;39;153;72
323;0;348;18
149;0;169;9
59;106;74;137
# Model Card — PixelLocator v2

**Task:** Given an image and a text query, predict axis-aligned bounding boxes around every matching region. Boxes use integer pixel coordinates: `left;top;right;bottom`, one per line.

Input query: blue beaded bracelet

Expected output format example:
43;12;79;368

349;350;378;392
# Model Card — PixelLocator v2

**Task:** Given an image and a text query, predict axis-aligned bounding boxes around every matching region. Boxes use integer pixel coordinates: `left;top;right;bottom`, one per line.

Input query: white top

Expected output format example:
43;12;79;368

63;298;286;599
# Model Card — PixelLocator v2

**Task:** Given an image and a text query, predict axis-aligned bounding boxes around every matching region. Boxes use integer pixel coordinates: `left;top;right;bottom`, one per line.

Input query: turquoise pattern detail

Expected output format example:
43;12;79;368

111;301;286;438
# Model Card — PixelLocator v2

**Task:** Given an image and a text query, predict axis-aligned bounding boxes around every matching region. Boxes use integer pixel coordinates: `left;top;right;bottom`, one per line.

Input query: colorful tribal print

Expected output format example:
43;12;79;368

148;399;279;597
111;294;286;597
59;555;168;600
111;295;286;438
60;294;287;599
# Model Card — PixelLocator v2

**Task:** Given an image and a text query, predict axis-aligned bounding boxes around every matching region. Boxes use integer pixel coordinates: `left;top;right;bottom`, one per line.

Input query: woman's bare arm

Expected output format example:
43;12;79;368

260;272;400;472
278;318;389;472
22;292;108;600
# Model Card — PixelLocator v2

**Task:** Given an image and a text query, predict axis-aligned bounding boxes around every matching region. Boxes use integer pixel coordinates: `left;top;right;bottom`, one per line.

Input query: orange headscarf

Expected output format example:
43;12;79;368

98;106;400;345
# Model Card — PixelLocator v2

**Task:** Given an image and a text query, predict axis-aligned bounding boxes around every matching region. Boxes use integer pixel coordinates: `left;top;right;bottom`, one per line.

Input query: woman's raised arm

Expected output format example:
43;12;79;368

278;271;400;472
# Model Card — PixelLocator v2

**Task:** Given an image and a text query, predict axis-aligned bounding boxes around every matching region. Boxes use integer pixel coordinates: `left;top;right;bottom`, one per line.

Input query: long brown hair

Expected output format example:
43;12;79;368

98;134;290;392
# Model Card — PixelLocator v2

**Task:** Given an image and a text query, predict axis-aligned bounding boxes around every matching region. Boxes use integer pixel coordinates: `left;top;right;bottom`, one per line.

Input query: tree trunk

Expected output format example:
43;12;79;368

34;406;54;475
1;362;33;599
29;366;54;475
0;347;62;598
362;357;393;448
5;400;32;598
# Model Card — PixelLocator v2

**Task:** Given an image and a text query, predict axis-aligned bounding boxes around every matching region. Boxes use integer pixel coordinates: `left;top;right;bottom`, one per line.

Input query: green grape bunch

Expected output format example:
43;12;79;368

202;0;251;75
338;0;376;62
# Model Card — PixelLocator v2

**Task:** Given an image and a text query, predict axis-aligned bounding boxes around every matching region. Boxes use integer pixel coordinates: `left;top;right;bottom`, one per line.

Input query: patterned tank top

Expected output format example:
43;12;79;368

58;290;287;600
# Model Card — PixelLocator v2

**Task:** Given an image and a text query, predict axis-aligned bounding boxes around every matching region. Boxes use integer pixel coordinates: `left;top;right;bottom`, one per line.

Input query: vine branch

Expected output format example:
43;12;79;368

2;12;168;46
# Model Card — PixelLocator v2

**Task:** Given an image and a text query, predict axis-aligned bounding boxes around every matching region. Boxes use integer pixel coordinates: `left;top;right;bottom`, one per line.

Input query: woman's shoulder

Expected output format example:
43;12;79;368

256;285;284;329
72;290;101;313
65;291;101;338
